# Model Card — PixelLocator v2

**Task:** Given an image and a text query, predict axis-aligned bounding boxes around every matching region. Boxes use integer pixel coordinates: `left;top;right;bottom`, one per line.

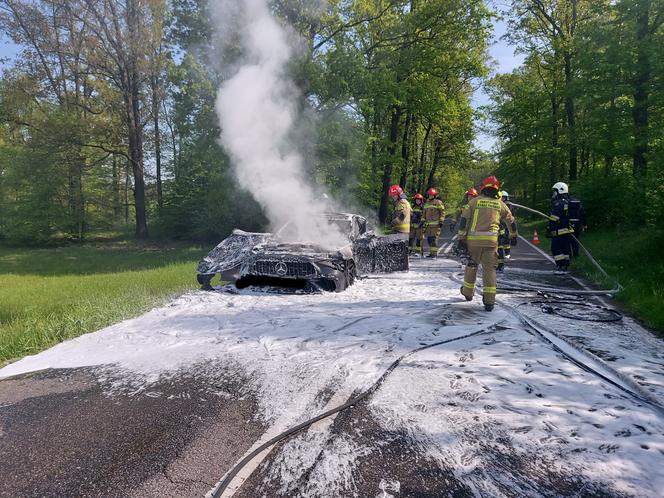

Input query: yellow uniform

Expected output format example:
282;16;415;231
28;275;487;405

457;196;515;306
391;198;412;234
423;198;445;256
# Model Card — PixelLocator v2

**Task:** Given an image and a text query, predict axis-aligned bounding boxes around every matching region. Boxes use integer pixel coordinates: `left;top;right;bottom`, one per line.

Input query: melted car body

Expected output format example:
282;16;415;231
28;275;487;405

196;213;408;292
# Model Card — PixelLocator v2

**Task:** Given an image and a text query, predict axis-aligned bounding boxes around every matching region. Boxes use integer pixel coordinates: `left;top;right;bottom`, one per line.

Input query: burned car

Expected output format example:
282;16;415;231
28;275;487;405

196;213;408;292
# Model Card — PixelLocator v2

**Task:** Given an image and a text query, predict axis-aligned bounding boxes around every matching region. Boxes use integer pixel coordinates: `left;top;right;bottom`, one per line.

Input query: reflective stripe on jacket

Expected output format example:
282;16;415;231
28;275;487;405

423;199;445;227
548;195;577;237
458;195;515;246
392;198;412;233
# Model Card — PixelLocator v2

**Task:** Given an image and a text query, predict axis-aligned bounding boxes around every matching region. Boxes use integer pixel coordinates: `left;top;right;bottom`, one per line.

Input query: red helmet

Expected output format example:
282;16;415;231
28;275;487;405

480;175;501;191
466;187;479;198
414;193;424;200
426;187;438;197
388;184;403;199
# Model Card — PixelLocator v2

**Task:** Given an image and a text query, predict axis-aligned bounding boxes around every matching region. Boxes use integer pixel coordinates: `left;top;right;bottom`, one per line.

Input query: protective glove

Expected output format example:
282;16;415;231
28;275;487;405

456;239;468;254
510;236;518;247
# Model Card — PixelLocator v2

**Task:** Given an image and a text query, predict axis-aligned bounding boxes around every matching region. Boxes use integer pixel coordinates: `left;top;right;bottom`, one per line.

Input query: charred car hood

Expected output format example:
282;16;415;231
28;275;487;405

251;241;352;260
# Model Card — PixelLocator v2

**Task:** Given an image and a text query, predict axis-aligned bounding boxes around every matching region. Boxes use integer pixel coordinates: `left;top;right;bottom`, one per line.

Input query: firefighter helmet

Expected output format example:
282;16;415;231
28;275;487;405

388;184;403;199
501;190;509;200
552;182;568;195
414;193;424;200
426;187;438;197
480;175;501;191
467;187;479;198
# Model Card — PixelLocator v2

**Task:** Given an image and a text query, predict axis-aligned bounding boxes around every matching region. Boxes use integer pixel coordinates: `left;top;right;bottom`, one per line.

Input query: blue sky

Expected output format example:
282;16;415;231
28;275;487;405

472;16;525;151
0;33;19;66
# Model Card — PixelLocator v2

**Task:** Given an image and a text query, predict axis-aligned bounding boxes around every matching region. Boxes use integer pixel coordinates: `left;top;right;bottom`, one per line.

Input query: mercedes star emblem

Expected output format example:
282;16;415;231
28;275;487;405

275;261;288;276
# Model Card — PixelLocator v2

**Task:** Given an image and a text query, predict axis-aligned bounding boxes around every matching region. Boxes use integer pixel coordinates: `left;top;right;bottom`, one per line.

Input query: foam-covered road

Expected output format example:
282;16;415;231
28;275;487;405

1;236;663;497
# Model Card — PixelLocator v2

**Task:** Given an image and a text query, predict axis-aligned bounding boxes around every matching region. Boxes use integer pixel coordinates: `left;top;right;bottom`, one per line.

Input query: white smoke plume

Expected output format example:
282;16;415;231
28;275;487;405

214;0;345;248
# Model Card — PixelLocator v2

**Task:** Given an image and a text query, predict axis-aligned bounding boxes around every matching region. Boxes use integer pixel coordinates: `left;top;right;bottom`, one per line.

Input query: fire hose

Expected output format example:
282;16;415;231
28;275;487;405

208;323;502;498
509;202;622;294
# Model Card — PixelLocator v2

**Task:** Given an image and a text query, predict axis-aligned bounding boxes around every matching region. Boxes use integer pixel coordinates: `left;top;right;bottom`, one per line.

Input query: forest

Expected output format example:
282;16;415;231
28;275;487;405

0;0;662;245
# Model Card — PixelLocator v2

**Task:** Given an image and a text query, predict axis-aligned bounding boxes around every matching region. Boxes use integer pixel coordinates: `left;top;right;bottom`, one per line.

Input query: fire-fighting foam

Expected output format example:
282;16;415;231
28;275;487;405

213;0;345;248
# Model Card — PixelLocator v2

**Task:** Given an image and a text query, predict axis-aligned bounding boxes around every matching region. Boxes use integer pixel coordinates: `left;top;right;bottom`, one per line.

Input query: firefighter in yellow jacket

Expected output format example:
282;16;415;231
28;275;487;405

423;187;445;257
456;176;516;311
388;184;412;238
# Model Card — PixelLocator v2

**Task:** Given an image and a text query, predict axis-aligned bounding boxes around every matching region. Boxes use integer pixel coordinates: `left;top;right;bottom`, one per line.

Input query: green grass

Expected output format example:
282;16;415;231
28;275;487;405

518;220;664;334
0;241;206;366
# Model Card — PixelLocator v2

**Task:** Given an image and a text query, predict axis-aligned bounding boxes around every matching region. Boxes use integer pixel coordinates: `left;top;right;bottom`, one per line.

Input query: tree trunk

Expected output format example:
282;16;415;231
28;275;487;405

125;161;131;225
378;106;402;225
604;94;616;176
550;93;559;185
75;157;85;239
152;75;163;209
370;107;380;176
68;155;85;240
420;123;432;187
564;52;577;181
427;136;441;190
126;0;148;238
112;156;122;219
632;0;650;180
399;112;412;189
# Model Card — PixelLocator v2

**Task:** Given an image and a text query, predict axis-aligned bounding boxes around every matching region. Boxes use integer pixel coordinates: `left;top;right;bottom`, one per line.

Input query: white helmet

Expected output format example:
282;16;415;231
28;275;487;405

501;191;509;200
552;182;568;195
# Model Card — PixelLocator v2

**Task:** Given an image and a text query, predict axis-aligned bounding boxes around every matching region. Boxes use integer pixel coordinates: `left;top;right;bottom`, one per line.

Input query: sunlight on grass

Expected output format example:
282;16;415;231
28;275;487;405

0;244;205;366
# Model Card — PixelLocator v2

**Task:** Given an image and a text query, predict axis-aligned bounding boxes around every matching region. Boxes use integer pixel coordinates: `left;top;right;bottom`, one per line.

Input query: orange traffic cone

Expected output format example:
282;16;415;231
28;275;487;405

532;229;541;246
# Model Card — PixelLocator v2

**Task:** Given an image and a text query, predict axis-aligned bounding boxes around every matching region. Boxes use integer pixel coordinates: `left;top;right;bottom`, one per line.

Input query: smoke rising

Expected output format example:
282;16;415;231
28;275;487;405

214;0;345;247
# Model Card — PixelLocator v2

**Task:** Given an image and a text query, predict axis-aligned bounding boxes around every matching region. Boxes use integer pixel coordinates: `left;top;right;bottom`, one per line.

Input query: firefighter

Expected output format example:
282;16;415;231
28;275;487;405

456;176;516;312
548;182;577;273
423;187;446;257
409;193;425;255
388;184;412;238
451;187;479;232
497;191;517;272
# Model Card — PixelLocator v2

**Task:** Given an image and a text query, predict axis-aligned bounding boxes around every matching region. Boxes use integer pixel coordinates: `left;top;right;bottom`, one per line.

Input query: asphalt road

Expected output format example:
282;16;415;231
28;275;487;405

1;232;662;498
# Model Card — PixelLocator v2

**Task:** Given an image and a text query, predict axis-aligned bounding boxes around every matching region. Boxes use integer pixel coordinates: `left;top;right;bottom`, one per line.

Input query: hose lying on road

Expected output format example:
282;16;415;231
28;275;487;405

449;268;664;419
505;301;664;418
496;281;618;296
450;273;623;321
510;201;622;294
530;299;623;323
209;322;503;498
446;272;663;417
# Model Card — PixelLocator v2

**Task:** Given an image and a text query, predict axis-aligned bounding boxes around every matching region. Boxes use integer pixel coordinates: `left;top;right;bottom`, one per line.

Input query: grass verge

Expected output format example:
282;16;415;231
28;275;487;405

0;241;205;366
518;219;664;335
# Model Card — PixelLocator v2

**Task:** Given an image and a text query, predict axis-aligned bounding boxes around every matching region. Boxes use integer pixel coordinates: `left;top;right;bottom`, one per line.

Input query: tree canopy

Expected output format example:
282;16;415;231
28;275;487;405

6;0;659;243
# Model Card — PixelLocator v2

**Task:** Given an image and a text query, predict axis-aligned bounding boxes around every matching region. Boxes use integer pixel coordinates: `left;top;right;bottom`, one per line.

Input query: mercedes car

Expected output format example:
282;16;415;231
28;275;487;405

196;213;409;292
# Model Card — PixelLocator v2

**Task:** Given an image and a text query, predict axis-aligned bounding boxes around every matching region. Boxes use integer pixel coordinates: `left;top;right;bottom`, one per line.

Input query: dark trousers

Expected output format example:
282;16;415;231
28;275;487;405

552;234;573;269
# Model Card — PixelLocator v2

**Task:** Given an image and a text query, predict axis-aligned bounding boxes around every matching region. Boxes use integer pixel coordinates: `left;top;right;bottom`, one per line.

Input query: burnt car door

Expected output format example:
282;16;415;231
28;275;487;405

353;232;409;274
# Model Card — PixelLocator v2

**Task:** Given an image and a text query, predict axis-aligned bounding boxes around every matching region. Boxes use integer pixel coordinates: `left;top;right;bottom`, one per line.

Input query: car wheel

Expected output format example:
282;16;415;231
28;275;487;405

197;273;214;290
